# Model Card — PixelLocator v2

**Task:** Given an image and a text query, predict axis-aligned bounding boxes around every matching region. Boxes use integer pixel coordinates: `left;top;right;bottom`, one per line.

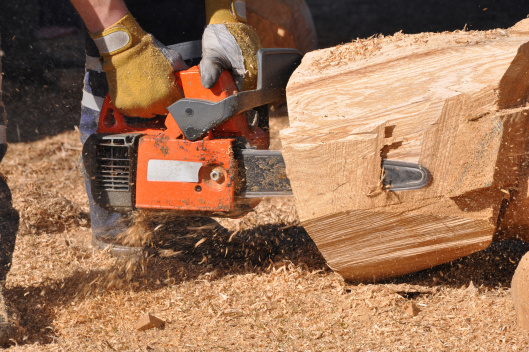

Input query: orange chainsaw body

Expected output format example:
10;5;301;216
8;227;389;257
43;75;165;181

94;66;268;215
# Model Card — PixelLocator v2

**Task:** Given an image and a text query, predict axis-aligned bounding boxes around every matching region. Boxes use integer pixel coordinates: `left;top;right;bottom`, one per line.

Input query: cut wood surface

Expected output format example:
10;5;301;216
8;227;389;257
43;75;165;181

281;20;529;281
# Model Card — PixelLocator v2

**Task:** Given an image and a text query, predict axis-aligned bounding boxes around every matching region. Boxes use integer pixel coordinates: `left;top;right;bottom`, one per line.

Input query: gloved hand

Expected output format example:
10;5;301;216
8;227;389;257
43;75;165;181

90;13;187;118
200;0;261;91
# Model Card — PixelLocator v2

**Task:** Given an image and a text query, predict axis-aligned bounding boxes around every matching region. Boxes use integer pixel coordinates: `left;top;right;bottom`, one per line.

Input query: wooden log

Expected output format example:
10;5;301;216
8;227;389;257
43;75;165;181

490;21;529;243
512;252;529;331
281;21;529;281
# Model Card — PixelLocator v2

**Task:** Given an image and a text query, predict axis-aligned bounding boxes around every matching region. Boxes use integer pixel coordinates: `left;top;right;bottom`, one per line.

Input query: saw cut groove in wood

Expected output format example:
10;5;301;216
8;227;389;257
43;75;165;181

281;20;529;281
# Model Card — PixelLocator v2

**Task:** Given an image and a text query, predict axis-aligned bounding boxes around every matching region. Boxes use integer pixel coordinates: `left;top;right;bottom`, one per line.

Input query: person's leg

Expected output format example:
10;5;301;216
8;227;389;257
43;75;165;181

0;177;18;283
0;33;24;346
80;32;139;255
0;177;22;346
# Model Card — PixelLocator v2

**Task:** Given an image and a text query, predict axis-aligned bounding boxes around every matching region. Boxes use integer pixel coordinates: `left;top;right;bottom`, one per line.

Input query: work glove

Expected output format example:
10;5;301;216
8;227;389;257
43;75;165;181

200;0;262;91
90;13;187;118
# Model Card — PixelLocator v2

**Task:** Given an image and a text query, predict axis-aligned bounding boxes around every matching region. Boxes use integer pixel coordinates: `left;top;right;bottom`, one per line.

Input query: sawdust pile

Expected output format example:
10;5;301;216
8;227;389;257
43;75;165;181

117;197;314;270
0;131;88;237
13;183;87;235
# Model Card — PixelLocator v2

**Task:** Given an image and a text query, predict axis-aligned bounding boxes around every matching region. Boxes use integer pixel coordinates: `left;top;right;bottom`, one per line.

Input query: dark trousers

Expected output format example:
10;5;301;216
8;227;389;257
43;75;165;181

0;33;19;281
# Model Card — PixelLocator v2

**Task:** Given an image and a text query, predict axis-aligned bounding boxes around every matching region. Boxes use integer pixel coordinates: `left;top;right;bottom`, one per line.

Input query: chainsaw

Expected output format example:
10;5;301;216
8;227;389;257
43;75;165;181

82;43;431;218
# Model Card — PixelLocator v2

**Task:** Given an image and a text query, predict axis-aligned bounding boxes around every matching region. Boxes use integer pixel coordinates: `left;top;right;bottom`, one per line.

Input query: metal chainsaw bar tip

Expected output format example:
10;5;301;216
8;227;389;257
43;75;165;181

381;160;431;191
236;152;432;197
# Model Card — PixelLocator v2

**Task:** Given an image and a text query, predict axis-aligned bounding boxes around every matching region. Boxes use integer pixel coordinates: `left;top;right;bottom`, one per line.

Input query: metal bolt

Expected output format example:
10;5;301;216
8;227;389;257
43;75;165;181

185;108;194;117
210;170;221;181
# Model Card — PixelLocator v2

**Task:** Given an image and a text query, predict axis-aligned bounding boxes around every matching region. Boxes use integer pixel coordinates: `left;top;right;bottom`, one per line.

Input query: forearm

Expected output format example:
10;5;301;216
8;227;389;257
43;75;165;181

70;0;128;33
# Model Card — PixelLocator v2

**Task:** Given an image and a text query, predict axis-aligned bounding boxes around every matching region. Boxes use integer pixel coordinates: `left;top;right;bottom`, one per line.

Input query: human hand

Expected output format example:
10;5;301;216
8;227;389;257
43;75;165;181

91;13;187;117
200;0;261;91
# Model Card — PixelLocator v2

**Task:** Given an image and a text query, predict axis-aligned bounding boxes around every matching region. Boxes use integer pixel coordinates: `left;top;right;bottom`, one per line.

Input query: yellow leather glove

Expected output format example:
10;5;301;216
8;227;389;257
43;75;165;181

90;13;187;118
200;0;261;91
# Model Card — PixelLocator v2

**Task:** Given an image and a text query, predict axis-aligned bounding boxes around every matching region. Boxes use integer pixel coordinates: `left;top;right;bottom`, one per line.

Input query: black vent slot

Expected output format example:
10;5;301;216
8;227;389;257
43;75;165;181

82;133;141;212
96;139;132;191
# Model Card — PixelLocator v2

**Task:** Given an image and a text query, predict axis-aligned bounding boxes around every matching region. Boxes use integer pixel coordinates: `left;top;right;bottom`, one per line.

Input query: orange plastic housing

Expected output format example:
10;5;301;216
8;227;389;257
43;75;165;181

95;66;267;214
135;138;235;212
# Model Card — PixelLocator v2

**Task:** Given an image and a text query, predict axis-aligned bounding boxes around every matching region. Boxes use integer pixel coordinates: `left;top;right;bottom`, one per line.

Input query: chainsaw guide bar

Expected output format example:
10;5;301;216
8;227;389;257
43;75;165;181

236;150;292;198
381;160;431;191
236;154;431;198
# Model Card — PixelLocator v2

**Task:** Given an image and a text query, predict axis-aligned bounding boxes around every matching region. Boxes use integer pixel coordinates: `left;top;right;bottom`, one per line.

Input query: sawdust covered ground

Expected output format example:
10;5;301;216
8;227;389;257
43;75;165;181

1;1;529;350
2;131;529;350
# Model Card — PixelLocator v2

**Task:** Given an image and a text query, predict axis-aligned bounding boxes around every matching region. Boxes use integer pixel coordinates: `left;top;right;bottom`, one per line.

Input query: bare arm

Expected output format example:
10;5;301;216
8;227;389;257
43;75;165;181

69;0;128;33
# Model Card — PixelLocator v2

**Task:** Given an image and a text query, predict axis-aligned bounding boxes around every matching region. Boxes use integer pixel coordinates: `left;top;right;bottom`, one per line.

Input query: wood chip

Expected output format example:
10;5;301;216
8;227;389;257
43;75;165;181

406;302;421;317
135;313;166;331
